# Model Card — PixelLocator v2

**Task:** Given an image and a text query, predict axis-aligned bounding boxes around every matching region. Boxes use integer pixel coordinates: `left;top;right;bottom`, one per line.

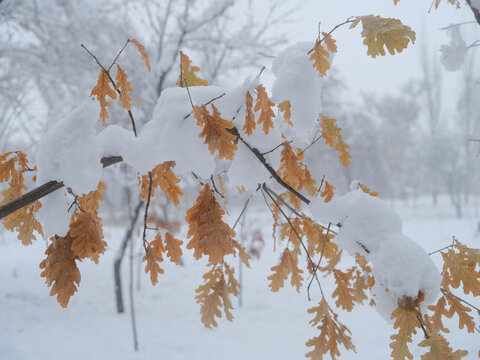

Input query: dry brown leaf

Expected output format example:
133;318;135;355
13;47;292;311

321;180;335;203
278;100;293;126
115;64;134;110
69;211;106;263
129;39;151;71
322;32;338;53
243;91;256;136
193;104;238;160
90;69;117;126
40;235;81;308
254;85;275;134
164;231;183;265
177;52;208;87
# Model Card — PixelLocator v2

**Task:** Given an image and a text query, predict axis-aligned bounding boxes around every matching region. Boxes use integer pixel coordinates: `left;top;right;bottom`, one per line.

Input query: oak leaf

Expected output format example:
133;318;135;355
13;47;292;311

442;248;480;296
186;184;241;264
332;269;355;311
141;161;184;206
90;69;117;126
444;292;476;333
350;15;416;58
359;183;378;196
164;231;183;265
427;296;450;333
279;140;305;190
321;180;335;203
115;65;134;110
193;104;238;160
418;332;468;360
69;211;106;263
322;32;338;53
310;39;331;76
40;235;81;308
143;233;165;285
268;248;304;292
77;181;107;215
254;85;275;134
177;52;208;87
129;39;151;71
243;91;256;136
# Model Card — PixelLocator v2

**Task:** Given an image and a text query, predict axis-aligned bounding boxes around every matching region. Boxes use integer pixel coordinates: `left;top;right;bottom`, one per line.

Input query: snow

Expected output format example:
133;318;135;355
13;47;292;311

439;26;467;72
36;189;71;238
36;97;103;195
0;198;478;359
470;0;480;11
271;41;327;143
308;189;440;320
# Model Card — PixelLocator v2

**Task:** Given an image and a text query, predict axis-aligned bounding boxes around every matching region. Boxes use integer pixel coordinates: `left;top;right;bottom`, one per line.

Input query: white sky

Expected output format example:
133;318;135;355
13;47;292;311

262;0;479;113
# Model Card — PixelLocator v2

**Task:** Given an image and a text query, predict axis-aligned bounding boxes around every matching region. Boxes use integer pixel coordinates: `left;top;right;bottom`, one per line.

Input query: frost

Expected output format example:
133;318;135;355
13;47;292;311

271;42;326;143
439;26;467;72
36;97;103;195
308;189;440;321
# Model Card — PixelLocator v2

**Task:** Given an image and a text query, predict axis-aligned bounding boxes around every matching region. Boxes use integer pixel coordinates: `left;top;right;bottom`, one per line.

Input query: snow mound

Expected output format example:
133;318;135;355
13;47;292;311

309;189;440;321
440;26;467;72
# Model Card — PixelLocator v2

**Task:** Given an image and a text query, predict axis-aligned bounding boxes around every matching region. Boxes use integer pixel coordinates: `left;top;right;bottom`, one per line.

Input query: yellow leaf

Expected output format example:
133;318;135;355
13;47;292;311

359;183;378;196
254;85;275;134
351;15;416;58
115;65;134;110
177;52;208;87
193;104;238;160
40;235;81;308
90;69;117;126
309;39;331;76
129;39;151;71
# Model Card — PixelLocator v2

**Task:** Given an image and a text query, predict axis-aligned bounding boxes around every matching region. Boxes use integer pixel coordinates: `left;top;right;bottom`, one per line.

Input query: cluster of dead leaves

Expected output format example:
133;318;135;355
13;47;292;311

350;15;416;58
243;85;276;136
40;182;107;307
90;39;150;125
320;115;351;168
0;151;44;246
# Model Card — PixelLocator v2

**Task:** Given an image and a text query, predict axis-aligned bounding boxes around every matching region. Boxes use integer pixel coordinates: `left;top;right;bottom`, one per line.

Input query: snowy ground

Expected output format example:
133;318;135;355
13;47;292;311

1;195;479;360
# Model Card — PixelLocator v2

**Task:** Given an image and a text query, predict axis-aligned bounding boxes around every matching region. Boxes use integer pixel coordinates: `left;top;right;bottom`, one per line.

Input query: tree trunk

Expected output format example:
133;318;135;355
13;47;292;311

114;199;143;313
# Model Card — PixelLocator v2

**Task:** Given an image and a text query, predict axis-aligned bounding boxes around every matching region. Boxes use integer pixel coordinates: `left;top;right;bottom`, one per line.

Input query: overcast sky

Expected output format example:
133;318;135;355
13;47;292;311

260;0;479;117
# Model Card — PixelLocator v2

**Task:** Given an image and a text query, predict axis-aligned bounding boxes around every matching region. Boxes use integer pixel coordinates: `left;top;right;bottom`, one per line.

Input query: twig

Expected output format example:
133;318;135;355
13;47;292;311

108;39;130;72
15;151;34;171
261;141;290;156
441;288;480;313
210;175;224;199
81;44;138;136
439;21;478;30
307;222;331;300
428;244;455;256
308;18;355;55
141;172;153;252
183;93;226;120
417;315;430;339
263;183;325;297
232;194;255;231
314;175;325;199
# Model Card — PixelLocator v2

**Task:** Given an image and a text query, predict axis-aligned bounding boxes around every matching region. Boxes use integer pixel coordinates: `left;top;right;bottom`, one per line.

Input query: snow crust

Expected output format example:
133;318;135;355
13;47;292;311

309;189;440;320
36;97;103;195
271;41;326;143
36;189;71;238
440;26;467;72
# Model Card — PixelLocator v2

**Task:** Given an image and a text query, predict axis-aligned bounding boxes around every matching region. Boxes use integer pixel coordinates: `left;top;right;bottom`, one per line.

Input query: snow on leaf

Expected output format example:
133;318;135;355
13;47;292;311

254;84;275;135
243;91;256;136
90;69;117;126
193;104;238;160
115;64;134;110
350;15;416;58
321;180;335;203
164;231;183;265
309;39;331;76
177;52;208;87
129;39;151;71
40;235;81;308
186;184;239;264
